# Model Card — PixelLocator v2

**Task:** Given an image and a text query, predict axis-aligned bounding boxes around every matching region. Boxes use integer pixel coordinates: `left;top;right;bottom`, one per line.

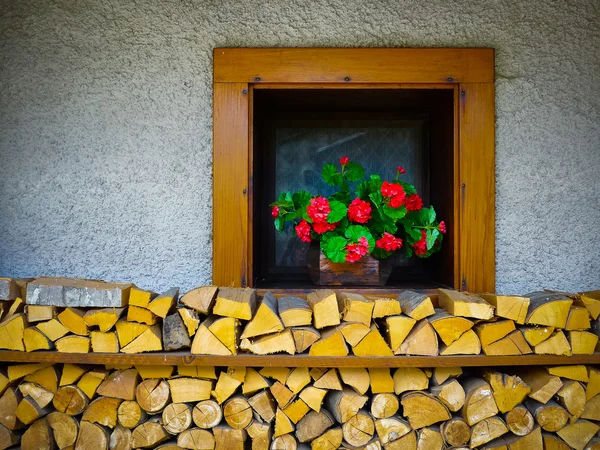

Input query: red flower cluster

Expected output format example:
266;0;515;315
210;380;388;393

271;206;280;218
397;166;406;175
346;237;369;263
340;156;350;166
405;194;423;212
313;221;337;234
439;221;447;234
381;182;406;208
412;230;428;256
347;198;372;223
295;220;312;243
376;232;403;252
307;196;330;223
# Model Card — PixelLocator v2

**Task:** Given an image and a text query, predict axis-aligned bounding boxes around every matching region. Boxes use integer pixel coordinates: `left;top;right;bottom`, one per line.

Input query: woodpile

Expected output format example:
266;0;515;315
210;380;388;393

0;362;596;449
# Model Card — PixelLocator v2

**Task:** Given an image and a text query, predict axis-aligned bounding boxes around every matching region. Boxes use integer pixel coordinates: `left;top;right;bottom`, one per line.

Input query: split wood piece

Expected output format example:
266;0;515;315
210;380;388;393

525;292;573;328
227;366;247;385
534;330;571;356
569;330;599;354
26;277;131;308
342;410;374;447
291;327;320;353
0;313;26;350
396;318;438;356
504;405;535;436
121;324;162;353
117;400;146;428
213;287;257;320
260;367;291;385
522;326;555;346
180;285;218;314
57;308;89;336
385;430;417;450
136;365;174;379
223;396;253;429
483;371;530;413
313;369;343;391
278;296;312;327
309;368;326;381
16;395;51;425
0;371;8;397
75;420;109;450
193;399;223;428
581;394;600;421
549;364;588;382
8;295;26;316
542;432;572;450
274;407;294;438
566;306;592;330
178;365;216;379
178;307;200;337
213;425;246;450
206;316;240;355
371;393;399;419
47;411;78;449
271;433;296;449
56;335;90;353
483;330;532;355
417;426;444;450
241;329;296;355
369;368;394;394
461;378;499;426
147;287;179;319
53;385;89;415
77;367;108;398
246;420;271;450
115;320;149;347
286;367;311;394
352;325;393;356
440;329;481;355
178;427;216;449
432;367;462;385
283;398;310;424
556;380;586;420
438;289;494;320
429;309;474;346
83;308;124;332
270;381;296;409
248;390;276;422
136;379;170;413
397;291;435;321
127;305;159;325
384;315;416;353
480;294;530;324
162;312;191;351
371;295;401;319
440;416;471;447
82;396;122;428
488;425;543;450
474;320;516;347
18;382;54;408
393;367;429;395
338;368;369;395
131;420;170;448
212;372;242;404
401;391;451;429
312;427;342;450
338;322;371;347
525;399;569;432
587;367;600;400
162;402;193;435
325;388;368;423
24;326;53;351
579;290;600;319
306;290;340;329
338;292;374;326
240;292;283;339
297;387;326;414
556;420;600;450
243;368;270;396
375;416;411;446
26;305;56;323
191;322;232;355
21;417;54;450
90;330;119;352
470;416;508;448
7;362;51;381
36;318;70;341
0;278;19;301
430;379;465;412
110;425;133;450
308;327;348;356
128;287;156;308
97;368;139;400
23;365;58;393
169;377;212;403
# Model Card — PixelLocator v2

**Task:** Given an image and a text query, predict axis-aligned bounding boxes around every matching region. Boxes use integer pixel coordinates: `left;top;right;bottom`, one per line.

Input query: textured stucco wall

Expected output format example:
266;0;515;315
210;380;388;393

1;0;599;293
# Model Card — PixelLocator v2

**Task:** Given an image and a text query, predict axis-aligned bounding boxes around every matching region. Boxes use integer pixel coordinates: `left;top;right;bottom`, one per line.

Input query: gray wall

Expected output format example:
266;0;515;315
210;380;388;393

1;0;599;294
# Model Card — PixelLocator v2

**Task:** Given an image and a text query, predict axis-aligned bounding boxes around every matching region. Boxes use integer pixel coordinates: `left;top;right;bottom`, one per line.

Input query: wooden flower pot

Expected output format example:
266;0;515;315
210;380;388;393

306;243;393;286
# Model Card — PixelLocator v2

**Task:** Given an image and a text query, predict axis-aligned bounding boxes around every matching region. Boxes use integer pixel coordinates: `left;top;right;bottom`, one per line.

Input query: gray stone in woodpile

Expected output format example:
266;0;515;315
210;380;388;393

26;277;132;307
163;312;191;351
0;278;19;300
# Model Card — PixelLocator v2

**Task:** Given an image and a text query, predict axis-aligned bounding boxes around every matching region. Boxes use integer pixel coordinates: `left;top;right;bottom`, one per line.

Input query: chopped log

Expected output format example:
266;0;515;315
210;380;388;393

8;295;25;316
131;421;170;448
393;367;429;395
0;278;19;301
206;316;240;355
461;378;499;426
243;368;270;396
260;367;290;384
0;313;26;350
128;287;156;308
352;325;393;356
579;290;600;319
371;295;401;319
83;307;124;332
274;408;294;437
429;309;474;346
368;368;394;394
90;330;120;353
581;394;600;421
371;393;399;419
213;288;257;320
27;305;56;323
193;400;223;428
57;308;89;336
178;365;216;379
384;315;416;353
525;292;572;328
47;411;78;448
311;427;342;450
77;367;108;398
117;400;146;428
504;405;534;436
416;426;443;450
325;388;368;423
270;381;296;409
565;306;591;330
291;327;320;353
213;425;246;450
60;364;86;387
438;289;494;320
177;427;215;449
121;324;162;353
97;368;139;401
342;410;374;447
22;365;57;394
82;396;122;428
556;420;600;450
556;380;586;420
7;362;51;381
162;402;192;434
474;320;516;347
162;312;191;351
298;387;327;413
386;430;417;450
517;368;563;403
306;290;340;329
212;372;242;404
397;319;438;356
247;420;271;450
430;379;465;412
18;382;54;408
339;322;371;347
136;379;170;413
16;395;51;424
169;377;212;403
135;365;174;379
115;320;149;347
522;326;555;346
223;396;253;429
283;399;310;424
21;417;54;450
147;287;179;319
587;366;600;401
191;322;232;355
271;433;296;449
470;416;508;448
547;364;589;382
24;326;54;351
286;368;311;394
180;286;218;314
310;368;326;382
178;307;200;337
56;335;90;353
397;291;435;321
432;367;462;385
126;305;158;325
441;417;471;447
53;385;89;415
525;399;568;432
278;296;312;327
241;292;283;340
75;420;109;450
110;424;133;450
37;318;70;341
248;390;276;422
401;392;451;429
339;368;369;395
534;331;571;356
542;432;572;450
499;425;543;450
569;330;598;354
313;369;342;391
338;292;374;326
440;329;481;355
308;328;347;356
241;329;295;355
375;415;411;446
26;277;131;308
479;294;529;324
483;371;531;413
483;330;532;355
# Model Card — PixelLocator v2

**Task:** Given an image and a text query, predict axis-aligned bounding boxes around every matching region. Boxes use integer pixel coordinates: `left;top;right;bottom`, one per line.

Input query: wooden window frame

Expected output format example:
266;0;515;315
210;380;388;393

213;48;495;292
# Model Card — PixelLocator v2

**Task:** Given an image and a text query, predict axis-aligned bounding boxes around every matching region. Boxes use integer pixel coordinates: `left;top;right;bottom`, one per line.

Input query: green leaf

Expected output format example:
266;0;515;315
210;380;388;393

382;204;407;220
399;181;417;196
327;200;348;223
428;206;436;224
345;225;375;250
371;247;392;260
426;229;440;250
343;162;365;182
355;180;371;200
370;174;380;180
292;191;311;209
330;190;351;204
404;225;423;243
371;208;397;234
274;218;284;232
369;191;384;207
405;246;414;258
321;236;347;263
322;164;343;186
407;207;431;226
341;181;350;192
271;192;294;208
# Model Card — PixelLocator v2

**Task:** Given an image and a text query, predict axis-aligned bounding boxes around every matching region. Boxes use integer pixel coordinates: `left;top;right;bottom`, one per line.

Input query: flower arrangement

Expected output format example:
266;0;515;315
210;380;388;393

271;157;446;264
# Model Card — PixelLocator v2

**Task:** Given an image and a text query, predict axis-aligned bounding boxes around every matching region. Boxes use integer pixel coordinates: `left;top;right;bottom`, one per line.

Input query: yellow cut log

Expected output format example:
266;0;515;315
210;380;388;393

306;289;340;329
579;290;600;319
480;294;530;324
339;368;370;395
248;390;276;422
487;425;542;450
311;427;342;450
246;420;270;450
522;326;555;346
18;382;54;408
147;287;178;319
430;379;465;412
542;432;572;450
474;320;516;347
556;420;599;450
135;379;170;413
180;285;218;314
224;395;253;429
556;380;586;420
438;289;494;320
240;329;296;355
274;407;294;438
282;398;309;424
384;314;416;353
0;313;26;350
23;365;58;393
313;369;342;391
440;329;481;355
259;367;290;384
7;362;50;381
77;368;108;398
504;405;535;436
178;428;215;449
581;394;600;421
569;330;598;354
516;368;563;403
352;325;393;356
547;365;589;382
278;296;313;327
47;411;78;448
525;292;572;328
60;364;86;386
177;365;216;379
212;372;242;404
169;377;213;403
298;386;327;413
470;416;508;448
91;331;119;353
191;323;232;355
368;368;395;394
241;292;283;339
242;368;270;396
587;367;600;400
193;399;223;428
371;295;401;318
291;326;320;353
135;365;174;379
339;322;371;346
483;330;532;355
308;328;348;356
565;306;591;330
115;320;149;347
396;318;438;356
461;378;499;426
416;426;443;450
96;368;139;400
0;387;22;430
338;292;374;326
397;291;435;321
53;385;89;415
440;416;471;447
525;399;569;432
429;309;474;346
26;305;56;323
483;371;530;413
342;410;374;447
24;326;53;351
177;307;200;337
162;402;193;434
270;381;296;409
16;395;51;425
432;367;462;385
296;410;335;443
121;324;162;353
213;287;257;320
36;318;70;342
214;425;246;450
57;308;88;336
286;367;310;394
371;393;399;419
126;305;158;325
117;400;146;428
83;308;124;332
82;396;122;428
56;335;90;353
534;330;571;356
401;391;451;429
21;417;54;450
325;388;368;423
129;287;156;308
206;316;240;355
393;368;429;395
131;421;169;448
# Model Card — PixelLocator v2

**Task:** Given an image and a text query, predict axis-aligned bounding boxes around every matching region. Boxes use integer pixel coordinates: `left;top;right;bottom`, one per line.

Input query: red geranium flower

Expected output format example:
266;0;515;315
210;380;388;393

388;192;406;208
405;194;423;212
313;221;338;234
347;198;372;224
346;237;369;263
412;230;428;256
439;221;447;234
376;232;403;252
306;196;330;223
381;181;403;198
397;166;406;175
340;156;350;166
271;206;280;218
295;220;312;243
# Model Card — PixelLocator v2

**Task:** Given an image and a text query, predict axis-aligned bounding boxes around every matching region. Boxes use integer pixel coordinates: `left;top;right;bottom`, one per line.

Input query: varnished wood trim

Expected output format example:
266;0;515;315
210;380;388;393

252;83;456;90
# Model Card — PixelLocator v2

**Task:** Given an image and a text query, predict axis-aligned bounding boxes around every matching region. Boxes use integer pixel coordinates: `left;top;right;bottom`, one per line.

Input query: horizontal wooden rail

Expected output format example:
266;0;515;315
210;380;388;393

0;351;598;368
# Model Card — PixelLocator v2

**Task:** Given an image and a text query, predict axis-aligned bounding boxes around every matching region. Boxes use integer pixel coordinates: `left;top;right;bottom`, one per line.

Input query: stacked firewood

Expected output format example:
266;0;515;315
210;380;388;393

0;362;598;449
0;277;598;357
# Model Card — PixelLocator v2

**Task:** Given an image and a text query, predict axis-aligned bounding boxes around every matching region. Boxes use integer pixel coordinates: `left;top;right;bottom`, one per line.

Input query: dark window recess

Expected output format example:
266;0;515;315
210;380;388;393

253;89;455;288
